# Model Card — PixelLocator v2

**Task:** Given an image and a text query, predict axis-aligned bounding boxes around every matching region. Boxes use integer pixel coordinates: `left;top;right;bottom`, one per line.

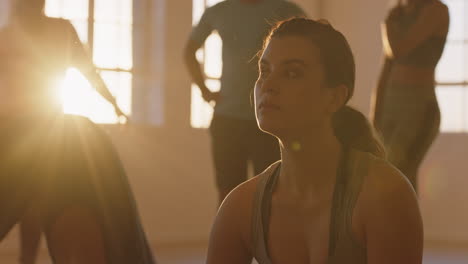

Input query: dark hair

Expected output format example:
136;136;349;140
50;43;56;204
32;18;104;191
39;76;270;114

262;18;385;157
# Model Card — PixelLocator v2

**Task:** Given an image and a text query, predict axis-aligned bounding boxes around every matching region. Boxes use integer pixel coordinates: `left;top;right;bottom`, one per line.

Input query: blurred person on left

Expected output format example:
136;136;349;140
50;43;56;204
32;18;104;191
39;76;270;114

0;1;142;264
0;0;126;119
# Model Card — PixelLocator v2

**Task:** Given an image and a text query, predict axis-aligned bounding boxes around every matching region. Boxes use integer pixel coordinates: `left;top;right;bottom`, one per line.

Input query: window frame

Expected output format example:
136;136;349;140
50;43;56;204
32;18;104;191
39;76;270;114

434;0;468;133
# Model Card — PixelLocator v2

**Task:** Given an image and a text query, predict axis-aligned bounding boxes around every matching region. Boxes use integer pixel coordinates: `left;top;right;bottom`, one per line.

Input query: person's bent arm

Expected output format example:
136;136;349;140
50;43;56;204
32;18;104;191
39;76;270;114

384;2;449;59
183;39;217;103
64;21;126;118
363;161;423;264
183;7;219;104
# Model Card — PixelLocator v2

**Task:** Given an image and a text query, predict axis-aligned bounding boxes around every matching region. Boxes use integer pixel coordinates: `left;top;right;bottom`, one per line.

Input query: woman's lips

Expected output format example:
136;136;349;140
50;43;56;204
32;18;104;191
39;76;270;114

258;101;280;111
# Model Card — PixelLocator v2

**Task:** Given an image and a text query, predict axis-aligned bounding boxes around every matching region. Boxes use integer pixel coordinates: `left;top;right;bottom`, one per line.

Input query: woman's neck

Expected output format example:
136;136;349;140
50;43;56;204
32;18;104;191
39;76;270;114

278;128;343;201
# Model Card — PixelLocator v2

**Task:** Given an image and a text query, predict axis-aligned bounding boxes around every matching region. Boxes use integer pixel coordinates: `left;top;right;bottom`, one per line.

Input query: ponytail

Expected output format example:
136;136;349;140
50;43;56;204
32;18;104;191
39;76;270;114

333;106;386;158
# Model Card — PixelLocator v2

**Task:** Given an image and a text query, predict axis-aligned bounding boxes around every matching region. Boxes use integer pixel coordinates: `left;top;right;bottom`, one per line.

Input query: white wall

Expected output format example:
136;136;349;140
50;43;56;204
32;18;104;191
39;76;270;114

0;0;11;29
294;0;321;18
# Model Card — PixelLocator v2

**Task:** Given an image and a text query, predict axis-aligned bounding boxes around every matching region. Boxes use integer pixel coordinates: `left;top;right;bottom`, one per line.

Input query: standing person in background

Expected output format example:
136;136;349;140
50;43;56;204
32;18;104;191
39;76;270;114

0;0;128;263
371;0;449;191
184;0;306;205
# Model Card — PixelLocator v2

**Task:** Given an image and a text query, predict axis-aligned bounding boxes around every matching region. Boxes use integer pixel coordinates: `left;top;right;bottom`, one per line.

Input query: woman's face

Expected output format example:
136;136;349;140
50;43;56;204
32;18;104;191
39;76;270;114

254;35;336;140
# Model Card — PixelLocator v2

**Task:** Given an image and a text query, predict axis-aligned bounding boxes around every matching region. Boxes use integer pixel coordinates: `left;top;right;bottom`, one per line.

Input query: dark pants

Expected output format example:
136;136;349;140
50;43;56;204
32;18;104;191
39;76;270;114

209;114;280;194
380;98;440;192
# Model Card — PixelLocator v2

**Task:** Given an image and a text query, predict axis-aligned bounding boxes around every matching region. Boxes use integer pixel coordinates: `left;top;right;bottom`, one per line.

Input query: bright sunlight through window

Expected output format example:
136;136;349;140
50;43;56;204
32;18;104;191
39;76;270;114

45;0;132;124
435;0;468;132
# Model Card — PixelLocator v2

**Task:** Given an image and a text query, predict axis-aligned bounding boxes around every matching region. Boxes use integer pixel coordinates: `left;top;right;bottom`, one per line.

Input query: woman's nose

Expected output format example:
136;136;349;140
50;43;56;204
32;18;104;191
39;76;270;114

262;74;279;94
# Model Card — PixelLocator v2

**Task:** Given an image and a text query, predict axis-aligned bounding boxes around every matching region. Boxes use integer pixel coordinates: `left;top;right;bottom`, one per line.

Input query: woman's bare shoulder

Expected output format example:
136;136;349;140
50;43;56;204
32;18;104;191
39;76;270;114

355;156;423;263
362;156;415;197
212;161;280;253
221;161;281;211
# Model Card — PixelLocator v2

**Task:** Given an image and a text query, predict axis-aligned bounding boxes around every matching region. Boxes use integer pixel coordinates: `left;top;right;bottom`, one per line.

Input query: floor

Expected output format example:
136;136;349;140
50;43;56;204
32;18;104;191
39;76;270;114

1;243;467;264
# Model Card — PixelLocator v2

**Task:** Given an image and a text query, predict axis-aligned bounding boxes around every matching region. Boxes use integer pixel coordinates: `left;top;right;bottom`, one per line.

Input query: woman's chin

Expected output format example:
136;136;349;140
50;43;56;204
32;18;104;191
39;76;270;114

257;120;284;138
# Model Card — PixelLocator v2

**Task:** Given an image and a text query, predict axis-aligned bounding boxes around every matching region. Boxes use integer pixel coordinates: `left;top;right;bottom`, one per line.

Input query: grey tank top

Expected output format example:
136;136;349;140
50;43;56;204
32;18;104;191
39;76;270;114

251;148;372;264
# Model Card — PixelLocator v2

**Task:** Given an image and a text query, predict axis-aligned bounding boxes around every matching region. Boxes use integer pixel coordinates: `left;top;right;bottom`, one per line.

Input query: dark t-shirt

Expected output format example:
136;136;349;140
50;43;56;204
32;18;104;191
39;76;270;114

189;0;306;120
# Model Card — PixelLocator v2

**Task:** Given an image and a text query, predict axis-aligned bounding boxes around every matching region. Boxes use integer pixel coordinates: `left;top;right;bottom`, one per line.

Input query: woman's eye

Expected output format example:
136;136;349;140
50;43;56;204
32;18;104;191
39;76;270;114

286;70;301;78
259;69;270;78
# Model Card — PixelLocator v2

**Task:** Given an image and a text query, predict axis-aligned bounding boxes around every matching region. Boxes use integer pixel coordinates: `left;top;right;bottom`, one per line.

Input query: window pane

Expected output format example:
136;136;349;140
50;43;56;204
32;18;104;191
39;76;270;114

436;42;464;83
95;0;132;24
60;69;131;123
191;79;220;128
204;32;222;79
45;1;88;42
446;0;464;41
206;0;224;7
45;0;88;20
436;85;466;132
465;43;468;81
0;0;11;29
464;87;468;130
70;20;88;43
45;0;133;124
196;49;204;63
62;0;88;20
44;0;65;18
100;70;132;115
465;0;468;40
60;68;117;123
93;23;133;69
191;1;224;128
192;0;205;25
120;25;133;69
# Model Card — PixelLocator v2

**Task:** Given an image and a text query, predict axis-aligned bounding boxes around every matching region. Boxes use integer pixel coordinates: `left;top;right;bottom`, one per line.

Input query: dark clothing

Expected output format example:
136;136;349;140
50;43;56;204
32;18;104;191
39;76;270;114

389;3;446;68
190;0;305;196
251;148;373;264
209;114;279;191
379;2;447;189
0;115;155;264
379;81;440;189
190;0;306;120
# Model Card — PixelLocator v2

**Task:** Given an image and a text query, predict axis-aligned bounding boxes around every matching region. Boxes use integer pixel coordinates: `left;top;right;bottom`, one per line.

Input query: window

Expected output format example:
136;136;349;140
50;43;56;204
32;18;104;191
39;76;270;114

45;0;132;124
191;0;224;128
436;0;468;132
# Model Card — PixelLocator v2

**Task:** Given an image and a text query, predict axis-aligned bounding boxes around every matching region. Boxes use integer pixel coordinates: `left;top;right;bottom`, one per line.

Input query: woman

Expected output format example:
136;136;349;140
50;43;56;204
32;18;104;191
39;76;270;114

207;18;423;264
0;0;154;263
0;0;126;118
372;0;449;190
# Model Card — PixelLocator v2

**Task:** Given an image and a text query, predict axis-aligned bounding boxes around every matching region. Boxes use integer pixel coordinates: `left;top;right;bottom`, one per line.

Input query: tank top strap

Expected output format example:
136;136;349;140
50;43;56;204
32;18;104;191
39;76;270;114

251;162;280;264
328;148;371;262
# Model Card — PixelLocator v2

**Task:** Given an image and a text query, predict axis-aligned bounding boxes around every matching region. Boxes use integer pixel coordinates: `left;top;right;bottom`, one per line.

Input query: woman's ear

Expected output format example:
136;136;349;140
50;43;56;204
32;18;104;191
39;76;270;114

328;84;349;114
